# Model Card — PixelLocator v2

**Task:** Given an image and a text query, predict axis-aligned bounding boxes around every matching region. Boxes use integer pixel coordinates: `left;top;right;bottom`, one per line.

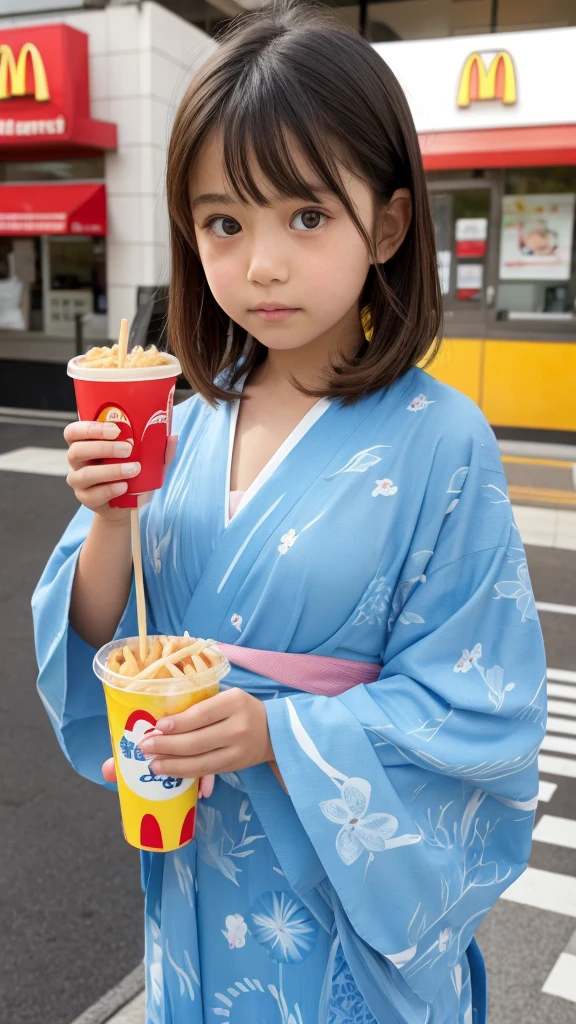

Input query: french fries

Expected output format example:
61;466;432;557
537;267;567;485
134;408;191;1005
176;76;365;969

105;634;221;689
79;343;170;369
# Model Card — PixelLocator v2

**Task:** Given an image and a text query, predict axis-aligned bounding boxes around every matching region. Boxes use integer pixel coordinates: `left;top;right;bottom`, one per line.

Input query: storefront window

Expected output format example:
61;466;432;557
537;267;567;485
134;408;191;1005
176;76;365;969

0;236;107;340
431;188;491;307
0;237;41;332
46;237;107;337
0;157;105;183
496;167;576;321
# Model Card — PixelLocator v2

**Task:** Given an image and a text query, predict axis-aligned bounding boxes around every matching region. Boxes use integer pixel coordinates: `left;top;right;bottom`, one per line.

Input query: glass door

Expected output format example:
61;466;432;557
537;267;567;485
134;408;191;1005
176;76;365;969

428;181;499;329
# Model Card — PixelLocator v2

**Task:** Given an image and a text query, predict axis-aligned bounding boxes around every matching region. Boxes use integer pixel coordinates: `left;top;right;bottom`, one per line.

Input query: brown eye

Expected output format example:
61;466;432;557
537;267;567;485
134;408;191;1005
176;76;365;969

211;216;241;237
292;210;327;231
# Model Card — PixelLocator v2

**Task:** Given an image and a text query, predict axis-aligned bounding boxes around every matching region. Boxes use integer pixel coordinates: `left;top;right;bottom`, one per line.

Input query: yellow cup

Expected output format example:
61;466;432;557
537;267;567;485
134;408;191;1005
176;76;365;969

94;636;230;852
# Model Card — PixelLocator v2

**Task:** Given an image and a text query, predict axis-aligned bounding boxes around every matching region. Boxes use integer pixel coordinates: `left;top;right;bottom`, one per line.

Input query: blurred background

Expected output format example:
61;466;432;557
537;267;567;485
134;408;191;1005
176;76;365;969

0;1;575;1023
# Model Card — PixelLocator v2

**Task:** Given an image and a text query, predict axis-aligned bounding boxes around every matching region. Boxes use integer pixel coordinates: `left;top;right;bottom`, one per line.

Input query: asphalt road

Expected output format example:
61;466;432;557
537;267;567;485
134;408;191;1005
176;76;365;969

1;420;575;1024
0;423;143;1024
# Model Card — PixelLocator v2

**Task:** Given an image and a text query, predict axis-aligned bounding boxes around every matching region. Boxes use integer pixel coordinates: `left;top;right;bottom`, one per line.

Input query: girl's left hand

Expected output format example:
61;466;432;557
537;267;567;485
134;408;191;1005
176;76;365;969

101;759;216;798
137;688;275;778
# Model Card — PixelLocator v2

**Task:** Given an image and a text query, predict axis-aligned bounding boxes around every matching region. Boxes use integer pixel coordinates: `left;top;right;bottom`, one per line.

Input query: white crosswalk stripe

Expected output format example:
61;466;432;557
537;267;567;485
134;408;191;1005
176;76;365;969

538;780;558;802
542;950;576;1004
548;700;576;718
548;668;576;684
525;667;576;1004
537;602;576;616
502;867;576;916
548;683;576;701
547;716;576;736
541;735;576;756
539;754;576;778
533;815;576;850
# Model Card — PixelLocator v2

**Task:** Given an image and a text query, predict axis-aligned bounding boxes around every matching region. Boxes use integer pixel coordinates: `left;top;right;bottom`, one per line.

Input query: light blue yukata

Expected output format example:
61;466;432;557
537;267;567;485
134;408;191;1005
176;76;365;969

33;364;546;1024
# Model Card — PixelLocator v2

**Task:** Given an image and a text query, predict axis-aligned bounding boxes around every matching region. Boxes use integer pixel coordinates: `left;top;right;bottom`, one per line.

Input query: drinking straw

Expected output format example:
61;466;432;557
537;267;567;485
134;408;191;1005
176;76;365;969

130;511;148;664
117;317;129;369
116;318;148;665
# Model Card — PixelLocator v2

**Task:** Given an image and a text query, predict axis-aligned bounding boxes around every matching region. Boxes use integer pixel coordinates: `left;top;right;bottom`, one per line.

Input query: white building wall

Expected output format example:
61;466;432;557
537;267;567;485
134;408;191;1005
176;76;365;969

2;2;215;340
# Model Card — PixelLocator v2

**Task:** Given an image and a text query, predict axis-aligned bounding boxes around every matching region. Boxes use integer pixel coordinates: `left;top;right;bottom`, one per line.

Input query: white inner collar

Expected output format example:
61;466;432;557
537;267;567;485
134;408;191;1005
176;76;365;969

223;371;330;528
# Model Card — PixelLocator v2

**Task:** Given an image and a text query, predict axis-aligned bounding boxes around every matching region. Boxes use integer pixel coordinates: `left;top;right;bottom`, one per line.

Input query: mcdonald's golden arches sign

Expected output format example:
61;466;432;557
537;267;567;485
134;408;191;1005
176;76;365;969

0;23;116;151
457;51;517;108
0;42;50;102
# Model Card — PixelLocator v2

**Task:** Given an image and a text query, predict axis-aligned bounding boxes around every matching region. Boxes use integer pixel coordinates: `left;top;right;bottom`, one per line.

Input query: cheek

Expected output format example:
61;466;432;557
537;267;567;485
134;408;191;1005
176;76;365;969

198;245;241;308
308;235;370;305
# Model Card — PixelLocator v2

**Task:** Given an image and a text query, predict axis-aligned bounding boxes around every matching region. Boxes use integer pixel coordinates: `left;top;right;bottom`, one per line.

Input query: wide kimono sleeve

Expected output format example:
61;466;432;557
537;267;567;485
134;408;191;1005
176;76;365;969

32;505;144;788
245;425;547;1011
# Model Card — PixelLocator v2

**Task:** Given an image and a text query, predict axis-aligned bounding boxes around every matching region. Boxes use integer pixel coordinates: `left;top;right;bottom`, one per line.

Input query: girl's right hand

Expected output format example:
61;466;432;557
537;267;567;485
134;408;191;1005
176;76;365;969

64;420;140;522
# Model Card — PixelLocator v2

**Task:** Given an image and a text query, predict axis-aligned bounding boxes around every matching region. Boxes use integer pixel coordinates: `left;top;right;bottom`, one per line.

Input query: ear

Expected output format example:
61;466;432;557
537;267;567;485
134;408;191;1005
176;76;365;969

372;188;412;264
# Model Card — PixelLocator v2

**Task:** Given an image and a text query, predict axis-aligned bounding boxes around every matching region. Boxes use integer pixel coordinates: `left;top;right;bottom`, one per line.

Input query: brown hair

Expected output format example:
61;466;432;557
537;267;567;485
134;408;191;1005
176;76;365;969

166;0;441;406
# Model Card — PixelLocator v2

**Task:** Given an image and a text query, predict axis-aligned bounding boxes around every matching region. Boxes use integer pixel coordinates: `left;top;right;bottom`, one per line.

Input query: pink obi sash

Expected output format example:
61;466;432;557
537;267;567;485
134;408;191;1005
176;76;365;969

216;642;381;697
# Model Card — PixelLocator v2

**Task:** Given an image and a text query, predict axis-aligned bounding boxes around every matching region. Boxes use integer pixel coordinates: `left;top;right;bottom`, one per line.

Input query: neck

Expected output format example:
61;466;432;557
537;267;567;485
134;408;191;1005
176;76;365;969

251;304;364;392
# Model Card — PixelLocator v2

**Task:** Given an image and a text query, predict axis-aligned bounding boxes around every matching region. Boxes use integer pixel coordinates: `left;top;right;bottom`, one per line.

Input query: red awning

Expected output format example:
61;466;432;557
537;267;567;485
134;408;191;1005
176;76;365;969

419;124;576;170
0;183;106;236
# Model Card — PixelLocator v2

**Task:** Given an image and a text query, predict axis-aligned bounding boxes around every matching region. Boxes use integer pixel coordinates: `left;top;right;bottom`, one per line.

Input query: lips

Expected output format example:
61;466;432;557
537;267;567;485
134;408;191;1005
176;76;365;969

251;304;296;310
250;308;299;322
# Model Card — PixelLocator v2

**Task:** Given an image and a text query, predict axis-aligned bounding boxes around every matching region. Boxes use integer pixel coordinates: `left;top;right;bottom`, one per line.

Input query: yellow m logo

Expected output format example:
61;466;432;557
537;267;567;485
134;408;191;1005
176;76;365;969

0;42;50;102
457;51;516;108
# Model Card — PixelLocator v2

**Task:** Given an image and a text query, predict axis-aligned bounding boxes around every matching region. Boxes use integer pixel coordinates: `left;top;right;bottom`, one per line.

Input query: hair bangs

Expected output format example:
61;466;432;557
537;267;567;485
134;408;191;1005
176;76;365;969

218;77;369;246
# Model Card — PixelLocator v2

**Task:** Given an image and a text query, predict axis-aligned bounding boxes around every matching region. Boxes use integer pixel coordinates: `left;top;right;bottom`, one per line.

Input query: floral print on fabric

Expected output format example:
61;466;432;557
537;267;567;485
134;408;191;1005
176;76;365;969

320;777;421;866
371;478;398;498
250;891;319;964
328;945;378;1024
493;556;538;622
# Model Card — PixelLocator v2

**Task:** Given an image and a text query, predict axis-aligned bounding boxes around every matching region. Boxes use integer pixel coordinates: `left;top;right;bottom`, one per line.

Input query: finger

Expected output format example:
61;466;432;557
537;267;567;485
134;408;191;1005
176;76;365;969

151;751;228;779
73;480;130;507
157;688;237;734
67;439;134;470
199;774;215;799
165;434;178;466
64;420;121;444
102;758;117;783
140;721;230;758
67;460;140;491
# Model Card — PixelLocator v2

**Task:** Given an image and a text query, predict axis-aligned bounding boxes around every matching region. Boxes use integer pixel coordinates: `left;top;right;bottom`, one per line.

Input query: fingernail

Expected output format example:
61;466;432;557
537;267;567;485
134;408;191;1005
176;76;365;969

139;739;153;753
113;442;133;457
156;718;174;732
111;481;128;496
121;461;140;477
101;423;120;439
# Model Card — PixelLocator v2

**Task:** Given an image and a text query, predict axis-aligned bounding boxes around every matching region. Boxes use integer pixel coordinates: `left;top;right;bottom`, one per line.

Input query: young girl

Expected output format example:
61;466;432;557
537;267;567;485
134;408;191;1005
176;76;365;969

33;3;546;1022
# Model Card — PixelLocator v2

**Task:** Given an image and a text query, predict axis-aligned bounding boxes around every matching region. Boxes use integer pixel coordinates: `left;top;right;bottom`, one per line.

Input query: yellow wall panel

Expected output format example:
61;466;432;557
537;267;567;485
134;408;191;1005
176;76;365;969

483;341;576;432
423;338;483;406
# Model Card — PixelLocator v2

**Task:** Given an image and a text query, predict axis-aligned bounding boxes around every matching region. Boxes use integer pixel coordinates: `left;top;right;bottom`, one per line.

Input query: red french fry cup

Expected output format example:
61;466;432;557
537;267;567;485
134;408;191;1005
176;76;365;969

67;354;182;508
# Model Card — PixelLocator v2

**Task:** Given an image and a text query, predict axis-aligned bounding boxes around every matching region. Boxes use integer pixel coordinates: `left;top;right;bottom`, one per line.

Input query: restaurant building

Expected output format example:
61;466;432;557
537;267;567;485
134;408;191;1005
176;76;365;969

374;28;576;437
0;1;213;406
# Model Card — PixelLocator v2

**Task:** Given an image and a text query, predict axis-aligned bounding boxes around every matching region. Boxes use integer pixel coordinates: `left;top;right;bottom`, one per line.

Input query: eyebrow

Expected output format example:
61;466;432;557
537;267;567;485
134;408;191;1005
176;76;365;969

191;185;335;211
191;192;235;210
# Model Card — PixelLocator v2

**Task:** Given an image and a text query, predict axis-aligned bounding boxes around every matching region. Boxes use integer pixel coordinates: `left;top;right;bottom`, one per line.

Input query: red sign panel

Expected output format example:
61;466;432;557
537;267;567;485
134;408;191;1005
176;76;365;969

0;24;116;152
0;183;107;235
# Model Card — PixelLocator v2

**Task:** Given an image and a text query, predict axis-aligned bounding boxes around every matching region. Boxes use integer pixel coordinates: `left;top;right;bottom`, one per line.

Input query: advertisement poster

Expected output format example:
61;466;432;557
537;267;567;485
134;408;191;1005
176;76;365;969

456;263;483;301
499;194;575;280
455;218;488;258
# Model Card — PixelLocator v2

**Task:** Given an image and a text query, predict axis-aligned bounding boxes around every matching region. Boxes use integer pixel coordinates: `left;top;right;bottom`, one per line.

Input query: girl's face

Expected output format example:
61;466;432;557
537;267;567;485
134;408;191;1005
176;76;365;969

189;133;407;354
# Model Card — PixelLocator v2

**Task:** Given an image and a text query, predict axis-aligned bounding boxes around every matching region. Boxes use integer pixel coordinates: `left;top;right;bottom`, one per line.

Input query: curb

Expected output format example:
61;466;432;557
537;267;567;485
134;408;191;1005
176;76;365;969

68;964;145;1024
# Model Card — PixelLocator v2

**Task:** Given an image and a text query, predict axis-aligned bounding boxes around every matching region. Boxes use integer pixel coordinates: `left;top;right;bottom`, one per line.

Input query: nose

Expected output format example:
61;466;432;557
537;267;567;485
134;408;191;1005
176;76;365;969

246;233;289;286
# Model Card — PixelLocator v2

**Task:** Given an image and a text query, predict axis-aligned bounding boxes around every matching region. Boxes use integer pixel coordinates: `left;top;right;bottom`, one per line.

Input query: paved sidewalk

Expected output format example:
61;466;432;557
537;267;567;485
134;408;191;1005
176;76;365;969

106;992;146;1024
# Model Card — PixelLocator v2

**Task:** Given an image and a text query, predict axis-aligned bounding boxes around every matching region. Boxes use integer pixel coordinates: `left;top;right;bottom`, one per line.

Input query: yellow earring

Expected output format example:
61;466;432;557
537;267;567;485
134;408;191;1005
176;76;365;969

361;304;373;342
